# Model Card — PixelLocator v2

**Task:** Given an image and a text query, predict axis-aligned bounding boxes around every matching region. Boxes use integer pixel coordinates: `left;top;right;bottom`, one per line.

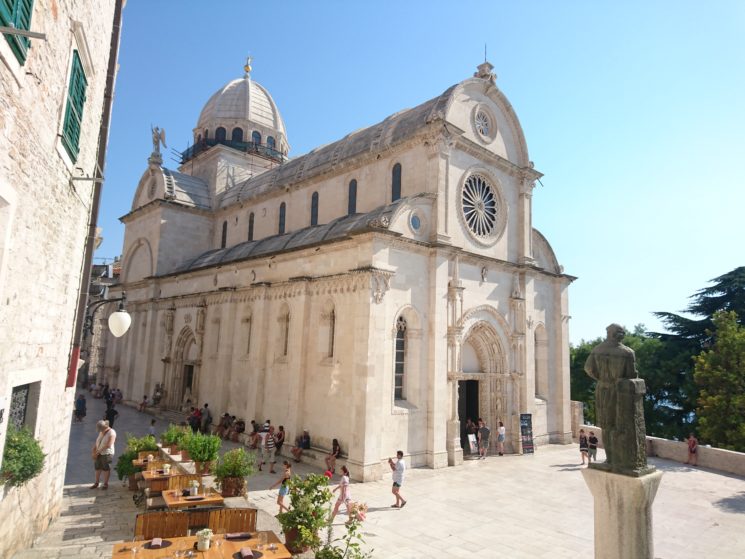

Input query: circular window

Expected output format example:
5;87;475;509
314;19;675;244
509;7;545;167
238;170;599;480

475;110;490;137
461;173;498;239
410;214;421;231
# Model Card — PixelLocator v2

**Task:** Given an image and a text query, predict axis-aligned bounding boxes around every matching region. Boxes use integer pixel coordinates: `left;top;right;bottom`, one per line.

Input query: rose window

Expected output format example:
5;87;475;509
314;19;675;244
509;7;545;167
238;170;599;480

475;111;490;137
462;174;498;238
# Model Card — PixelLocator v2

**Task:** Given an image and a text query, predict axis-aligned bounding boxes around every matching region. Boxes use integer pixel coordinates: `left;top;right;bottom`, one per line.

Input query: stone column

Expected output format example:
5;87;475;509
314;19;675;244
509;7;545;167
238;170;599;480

582;468;663;559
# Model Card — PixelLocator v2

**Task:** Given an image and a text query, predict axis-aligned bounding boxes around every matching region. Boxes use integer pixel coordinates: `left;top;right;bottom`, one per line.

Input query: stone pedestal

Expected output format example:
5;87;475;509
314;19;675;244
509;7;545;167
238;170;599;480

582;467;663;559
446;420;464;466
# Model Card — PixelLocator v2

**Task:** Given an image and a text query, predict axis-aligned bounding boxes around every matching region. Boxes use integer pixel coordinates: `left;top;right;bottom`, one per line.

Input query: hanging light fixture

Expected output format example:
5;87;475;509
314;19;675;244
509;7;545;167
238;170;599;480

108;301;131;337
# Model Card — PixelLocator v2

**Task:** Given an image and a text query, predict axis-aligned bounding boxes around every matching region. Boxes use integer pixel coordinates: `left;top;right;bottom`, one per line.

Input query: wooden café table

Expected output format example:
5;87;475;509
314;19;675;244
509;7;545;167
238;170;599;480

162;488;225;510
111;531;291;558
141;469;180;493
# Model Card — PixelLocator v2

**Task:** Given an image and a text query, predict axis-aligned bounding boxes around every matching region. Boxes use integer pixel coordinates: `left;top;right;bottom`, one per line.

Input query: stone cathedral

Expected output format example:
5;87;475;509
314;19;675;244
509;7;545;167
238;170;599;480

104;60;574;481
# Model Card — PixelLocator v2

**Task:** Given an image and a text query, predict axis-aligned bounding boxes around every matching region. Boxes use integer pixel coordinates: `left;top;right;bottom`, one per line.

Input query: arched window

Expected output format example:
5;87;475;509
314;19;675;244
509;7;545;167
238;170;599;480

347;179;357;215
252;131;261;145
248;212;254;241
197;134;202;144
232;128;243;142
391;163;402;202
328;309;336;358
215;127;227;142
310;192;319;226
280;307;290;357
204;129;209;140
267;136;276;150
534;324;548;399
278;202;286;235
220;220;227;248
394;316;407;400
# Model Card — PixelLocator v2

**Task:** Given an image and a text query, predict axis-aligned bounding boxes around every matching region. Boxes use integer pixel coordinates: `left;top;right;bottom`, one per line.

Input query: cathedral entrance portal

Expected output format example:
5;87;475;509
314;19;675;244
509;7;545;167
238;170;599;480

167;326;200;411
458;380;479;451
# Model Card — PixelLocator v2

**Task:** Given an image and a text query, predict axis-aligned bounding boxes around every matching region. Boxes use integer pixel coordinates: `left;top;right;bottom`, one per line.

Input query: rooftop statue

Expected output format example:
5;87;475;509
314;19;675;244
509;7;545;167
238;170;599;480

584;324;654;476
151;125;167;155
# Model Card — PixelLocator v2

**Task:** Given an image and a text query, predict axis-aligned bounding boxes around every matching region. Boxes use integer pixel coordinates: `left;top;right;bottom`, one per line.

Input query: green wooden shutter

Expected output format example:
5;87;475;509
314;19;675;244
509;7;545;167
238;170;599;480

61;50;88;162
1;0;34;64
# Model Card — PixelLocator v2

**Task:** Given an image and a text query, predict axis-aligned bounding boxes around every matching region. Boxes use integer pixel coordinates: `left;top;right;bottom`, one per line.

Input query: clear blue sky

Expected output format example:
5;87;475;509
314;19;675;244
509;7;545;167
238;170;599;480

96;1;745;344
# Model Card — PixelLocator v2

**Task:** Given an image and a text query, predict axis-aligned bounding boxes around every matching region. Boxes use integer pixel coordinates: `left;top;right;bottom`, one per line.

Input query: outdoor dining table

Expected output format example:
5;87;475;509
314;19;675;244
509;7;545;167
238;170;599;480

111;531;291;558
162;488;225;510
141;469;180;492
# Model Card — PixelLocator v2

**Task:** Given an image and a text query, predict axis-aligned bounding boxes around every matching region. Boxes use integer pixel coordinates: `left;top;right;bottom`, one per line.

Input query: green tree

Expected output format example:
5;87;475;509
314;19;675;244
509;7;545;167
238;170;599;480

570;337;601;424
693;311;745;451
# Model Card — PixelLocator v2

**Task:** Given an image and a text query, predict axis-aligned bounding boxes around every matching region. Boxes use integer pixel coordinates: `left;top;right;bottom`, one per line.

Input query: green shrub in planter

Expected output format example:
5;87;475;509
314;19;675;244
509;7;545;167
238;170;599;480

0;426;45;488
276;473;333;553
115;450;139;481
127;434;159;453
185;432;221;463
215;448;257;496
161;424;189;447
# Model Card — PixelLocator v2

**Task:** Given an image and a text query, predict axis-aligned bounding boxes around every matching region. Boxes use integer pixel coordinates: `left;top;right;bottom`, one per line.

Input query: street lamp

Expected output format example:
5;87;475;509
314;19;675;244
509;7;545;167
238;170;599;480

85;292;131;338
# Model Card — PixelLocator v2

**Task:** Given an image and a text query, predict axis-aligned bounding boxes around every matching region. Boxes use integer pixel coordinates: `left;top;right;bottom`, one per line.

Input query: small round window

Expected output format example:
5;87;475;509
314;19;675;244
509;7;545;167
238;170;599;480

462;173;498;238
410;214;421;231
475;110;491;137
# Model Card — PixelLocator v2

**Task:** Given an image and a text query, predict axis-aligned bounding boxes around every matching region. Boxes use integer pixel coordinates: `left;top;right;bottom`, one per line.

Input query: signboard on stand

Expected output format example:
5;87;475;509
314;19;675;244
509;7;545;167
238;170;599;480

520;413;535;454
467;434;478;455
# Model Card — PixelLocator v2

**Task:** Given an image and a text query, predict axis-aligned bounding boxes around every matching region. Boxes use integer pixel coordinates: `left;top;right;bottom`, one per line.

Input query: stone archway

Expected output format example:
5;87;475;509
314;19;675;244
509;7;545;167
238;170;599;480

167;326;200;410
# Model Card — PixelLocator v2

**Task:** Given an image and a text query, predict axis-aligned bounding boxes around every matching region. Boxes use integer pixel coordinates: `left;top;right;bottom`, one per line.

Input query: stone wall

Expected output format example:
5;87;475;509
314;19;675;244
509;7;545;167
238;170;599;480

0;1;116;556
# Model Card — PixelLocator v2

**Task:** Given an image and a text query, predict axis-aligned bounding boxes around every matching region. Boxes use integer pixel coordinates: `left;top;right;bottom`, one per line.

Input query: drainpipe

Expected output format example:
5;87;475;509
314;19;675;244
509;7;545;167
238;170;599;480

66;0;125;388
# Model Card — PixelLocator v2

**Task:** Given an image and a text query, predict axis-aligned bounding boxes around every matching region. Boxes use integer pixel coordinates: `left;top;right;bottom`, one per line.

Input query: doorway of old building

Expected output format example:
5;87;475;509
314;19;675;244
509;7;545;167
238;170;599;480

458;380;479;452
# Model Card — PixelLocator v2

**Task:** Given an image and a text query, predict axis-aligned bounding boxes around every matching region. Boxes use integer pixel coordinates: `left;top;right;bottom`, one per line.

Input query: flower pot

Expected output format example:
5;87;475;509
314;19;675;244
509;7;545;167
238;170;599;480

197;537;210;551
180;449;191;461
128;475;139;491
284;527;310;554
194;461;213;476
219;476;246;497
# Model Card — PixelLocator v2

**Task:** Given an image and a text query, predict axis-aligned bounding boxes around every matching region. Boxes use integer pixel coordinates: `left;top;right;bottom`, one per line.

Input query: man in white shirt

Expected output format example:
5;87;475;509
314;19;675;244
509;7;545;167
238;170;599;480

388;450;407;508
91;420;116;489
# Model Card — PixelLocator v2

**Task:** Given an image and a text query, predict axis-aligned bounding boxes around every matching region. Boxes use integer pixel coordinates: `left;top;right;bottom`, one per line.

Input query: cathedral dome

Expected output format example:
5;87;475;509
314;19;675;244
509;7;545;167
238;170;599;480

190;67;289;161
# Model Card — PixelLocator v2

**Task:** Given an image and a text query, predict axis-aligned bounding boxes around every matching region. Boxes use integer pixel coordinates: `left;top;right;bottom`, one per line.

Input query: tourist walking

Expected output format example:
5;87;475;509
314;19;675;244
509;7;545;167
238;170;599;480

91;420;116;489
138;395;148;412
588;431;599;462
388;450;407;508
685;433;698;466
74;394;87;422
270;461;292;513
259;425;277;473
200;403;212;433
497;421;506;456
477;419;490;459
330;465;351;521
104;404;119;428
325;438;341;473
579;429;589;465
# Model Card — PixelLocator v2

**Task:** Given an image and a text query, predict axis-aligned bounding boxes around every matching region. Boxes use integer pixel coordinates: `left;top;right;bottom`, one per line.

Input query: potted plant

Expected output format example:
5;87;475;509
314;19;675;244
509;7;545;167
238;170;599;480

195;528;213;551
179;430;193;461
161;424;188;454
185;432;221;475
214;448;257;497
276;473;333;554
115;434;159;490
315;503;372;559
0;426;46;488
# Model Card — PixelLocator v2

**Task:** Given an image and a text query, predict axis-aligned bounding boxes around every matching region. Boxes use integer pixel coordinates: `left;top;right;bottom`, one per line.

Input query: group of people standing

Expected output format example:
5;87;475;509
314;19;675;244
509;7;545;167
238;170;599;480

465;418;506;458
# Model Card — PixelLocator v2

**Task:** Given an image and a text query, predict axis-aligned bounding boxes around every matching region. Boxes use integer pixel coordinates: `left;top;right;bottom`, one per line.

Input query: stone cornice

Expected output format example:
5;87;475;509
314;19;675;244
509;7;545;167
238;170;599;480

120;199;212;224
452;136;542;182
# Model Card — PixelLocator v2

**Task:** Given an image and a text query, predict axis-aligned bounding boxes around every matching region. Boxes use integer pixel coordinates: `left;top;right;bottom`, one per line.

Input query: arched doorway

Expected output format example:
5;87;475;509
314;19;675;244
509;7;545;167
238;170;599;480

455;319;511;453
167;326;200;410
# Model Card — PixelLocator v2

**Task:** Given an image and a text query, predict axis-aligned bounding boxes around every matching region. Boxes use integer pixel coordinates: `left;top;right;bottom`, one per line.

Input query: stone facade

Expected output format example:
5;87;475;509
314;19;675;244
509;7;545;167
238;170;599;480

104;61;575;481
0;1;117;556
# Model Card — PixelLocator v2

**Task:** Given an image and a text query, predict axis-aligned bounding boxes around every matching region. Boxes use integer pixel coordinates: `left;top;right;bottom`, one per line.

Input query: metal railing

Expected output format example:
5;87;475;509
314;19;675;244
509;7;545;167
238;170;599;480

181;139;287;164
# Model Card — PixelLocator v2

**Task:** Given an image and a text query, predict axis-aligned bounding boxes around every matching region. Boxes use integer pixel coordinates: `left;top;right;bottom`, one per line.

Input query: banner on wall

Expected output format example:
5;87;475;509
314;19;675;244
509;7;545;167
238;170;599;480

520;413;535;454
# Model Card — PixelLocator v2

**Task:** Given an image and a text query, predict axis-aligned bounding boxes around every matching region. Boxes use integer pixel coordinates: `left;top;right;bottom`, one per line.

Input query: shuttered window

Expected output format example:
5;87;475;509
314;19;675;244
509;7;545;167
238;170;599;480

61;50;88;163
0;0;34;64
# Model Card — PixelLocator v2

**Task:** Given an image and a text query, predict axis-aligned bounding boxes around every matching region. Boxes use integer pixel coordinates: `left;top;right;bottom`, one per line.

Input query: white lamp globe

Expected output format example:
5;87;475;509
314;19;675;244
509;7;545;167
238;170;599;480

108;310;131;338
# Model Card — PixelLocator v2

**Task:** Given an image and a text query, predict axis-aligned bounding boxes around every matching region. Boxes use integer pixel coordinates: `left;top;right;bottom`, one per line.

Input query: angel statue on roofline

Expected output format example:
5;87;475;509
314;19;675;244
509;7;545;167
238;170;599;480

151;125;167;155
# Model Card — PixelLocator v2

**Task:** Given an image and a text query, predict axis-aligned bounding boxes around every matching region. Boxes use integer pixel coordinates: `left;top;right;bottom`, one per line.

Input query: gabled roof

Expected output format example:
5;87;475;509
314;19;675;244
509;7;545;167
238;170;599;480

218;85;457;209
162;167;211;210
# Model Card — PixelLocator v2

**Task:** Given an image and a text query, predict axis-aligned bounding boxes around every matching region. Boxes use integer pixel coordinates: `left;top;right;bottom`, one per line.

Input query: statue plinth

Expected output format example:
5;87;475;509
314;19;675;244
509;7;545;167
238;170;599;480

582;467;663;559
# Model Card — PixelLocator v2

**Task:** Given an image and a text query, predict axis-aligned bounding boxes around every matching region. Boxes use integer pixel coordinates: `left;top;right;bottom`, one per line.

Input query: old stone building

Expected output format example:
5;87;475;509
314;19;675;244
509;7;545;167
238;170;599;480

105;60;574;481
0;1;120;555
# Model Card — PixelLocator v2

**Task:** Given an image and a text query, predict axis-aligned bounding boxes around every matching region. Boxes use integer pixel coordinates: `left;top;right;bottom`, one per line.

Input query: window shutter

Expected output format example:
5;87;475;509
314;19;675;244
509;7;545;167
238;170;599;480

61;50;88;162
1;0;34;64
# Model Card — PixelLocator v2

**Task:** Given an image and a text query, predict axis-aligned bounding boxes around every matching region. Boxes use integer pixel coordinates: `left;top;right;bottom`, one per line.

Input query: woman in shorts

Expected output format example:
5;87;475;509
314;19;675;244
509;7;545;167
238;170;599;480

579;429;589;465
330;465;351;521
270;461;292;513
